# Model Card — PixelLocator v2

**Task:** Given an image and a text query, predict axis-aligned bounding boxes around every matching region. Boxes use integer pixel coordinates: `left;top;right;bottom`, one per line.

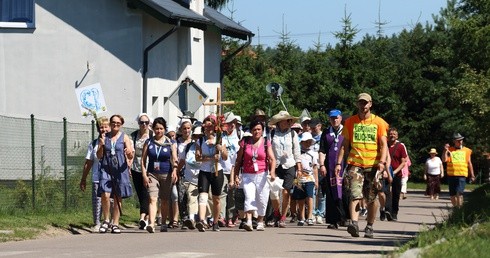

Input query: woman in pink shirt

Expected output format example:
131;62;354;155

231;119;276;231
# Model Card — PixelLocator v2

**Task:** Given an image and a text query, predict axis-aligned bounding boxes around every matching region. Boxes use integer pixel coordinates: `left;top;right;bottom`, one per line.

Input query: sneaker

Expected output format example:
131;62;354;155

156;216;162;226
212;223;220;232
227;219;235;228
238;221;246;229
256;222;265;231
278;219;287;228
290;214;297;223
347;223;360;237
364;225;374;238
327;223;338;229
99;221;110;233
92;224;101;233
160;224;168;232
218;218;226;227
183;219;196;230
111;225;121;234
297;220;305;226
385;211;393;221
146;225;155;233
243;223;253;231
380;209;386;221
196;221;206;232
391;213;398;221
252;219;258;229
306;219;314;226
315;215;324;224
139;219;147;230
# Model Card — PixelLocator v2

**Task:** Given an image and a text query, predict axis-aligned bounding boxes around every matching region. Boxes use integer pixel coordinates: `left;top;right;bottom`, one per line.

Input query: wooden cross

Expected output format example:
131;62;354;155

203;86;235;175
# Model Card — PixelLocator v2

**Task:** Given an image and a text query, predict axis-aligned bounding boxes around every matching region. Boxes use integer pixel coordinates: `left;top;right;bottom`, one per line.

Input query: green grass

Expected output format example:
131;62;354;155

0;202;139;242
395;183;490;257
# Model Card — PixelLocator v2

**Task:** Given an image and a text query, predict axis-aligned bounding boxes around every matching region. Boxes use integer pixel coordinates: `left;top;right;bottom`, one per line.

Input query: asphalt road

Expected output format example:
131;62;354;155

0;190;451;258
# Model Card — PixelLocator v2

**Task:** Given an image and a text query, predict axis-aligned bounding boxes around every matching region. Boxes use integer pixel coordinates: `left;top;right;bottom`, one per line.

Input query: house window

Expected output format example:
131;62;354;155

0;0;35;28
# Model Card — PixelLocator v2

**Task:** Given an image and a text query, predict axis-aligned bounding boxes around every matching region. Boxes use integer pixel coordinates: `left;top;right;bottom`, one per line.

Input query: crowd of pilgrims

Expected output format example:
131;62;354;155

80;107;408;235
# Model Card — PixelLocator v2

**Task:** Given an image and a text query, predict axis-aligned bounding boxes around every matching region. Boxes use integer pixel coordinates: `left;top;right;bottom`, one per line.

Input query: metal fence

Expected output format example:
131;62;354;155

0;114;135;214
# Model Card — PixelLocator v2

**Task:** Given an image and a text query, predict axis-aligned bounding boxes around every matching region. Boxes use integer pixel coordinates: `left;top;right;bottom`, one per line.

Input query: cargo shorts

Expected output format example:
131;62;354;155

344;165;383;204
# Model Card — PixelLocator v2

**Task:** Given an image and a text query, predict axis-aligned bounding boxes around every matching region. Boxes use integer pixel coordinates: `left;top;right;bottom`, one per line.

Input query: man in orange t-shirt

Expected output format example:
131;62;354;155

335;93;388;238
442;133;475;208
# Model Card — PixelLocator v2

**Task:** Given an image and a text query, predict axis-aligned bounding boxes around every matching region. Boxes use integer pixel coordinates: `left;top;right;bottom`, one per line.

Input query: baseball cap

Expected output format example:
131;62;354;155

358;93;372;102
329;109;341;117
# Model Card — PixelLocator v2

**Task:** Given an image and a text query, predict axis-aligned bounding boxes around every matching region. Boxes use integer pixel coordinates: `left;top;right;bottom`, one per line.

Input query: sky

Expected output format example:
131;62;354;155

222;0;449;50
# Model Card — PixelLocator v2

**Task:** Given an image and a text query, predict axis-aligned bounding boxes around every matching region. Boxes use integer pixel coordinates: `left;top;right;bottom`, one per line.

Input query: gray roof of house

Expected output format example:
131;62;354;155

135;0;212;30
132;0;253;40
203;5;253;40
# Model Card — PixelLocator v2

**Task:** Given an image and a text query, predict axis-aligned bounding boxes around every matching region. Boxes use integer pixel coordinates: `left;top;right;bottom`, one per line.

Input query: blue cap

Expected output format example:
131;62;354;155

329;109;342;117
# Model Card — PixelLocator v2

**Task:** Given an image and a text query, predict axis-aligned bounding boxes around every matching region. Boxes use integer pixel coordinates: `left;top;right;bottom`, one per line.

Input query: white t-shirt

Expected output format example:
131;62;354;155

85;141;100;182
219;129;240;174
425;156;443;175
299;149;318;183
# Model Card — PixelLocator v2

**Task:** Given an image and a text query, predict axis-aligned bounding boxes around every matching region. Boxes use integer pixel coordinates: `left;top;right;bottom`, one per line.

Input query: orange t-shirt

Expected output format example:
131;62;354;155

342;114;388;168
446;147;472;177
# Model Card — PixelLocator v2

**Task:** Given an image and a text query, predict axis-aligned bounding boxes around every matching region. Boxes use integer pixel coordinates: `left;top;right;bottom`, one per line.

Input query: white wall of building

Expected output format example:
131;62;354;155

0;0;144;126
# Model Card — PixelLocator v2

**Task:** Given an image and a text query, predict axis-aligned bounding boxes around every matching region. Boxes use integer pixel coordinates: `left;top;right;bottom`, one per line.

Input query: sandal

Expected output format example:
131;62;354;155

99;221;110;233
111;225;121;234
170;221;179;228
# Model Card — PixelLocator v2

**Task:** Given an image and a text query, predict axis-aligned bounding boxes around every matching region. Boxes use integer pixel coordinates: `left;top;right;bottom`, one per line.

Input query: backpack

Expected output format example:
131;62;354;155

131;130;154;149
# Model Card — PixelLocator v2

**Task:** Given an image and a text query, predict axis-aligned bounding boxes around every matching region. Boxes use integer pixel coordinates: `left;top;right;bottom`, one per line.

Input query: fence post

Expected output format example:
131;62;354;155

63;117;68;210
31;114;36;209
91;120;95;141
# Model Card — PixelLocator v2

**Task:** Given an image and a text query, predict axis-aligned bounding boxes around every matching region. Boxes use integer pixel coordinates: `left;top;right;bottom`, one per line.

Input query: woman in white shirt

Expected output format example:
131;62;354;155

424;148;444;200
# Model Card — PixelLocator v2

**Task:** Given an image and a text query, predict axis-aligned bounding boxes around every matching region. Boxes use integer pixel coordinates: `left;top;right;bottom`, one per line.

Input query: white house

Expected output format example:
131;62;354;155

0;0;253;180
0;0;253;127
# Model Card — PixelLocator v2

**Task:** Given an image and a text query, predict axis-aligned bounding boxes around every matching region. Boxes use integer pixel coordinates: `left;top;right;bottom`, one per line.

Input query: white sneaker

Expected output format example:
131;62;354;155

315;215;324;224
92;224;101;233
256;222;265;231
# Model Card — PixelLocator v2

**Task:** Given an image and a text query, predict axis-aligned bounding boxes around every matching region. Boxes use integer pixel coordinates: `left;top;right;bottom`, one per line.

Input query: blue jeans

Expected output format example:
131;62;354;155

313;176;326;216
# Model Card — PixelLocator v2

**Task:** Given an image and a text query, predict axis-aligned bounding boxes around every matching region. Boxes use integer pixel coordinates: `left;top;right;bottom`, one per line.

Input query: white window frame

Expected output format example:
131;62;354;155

0;0;35;29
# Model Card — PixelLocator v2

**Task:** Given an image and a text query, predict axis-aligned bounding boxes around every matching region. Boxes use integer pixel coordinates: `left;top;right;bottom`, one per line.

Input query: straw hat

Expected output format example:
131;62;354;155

429;148;438;154
268;110;298;127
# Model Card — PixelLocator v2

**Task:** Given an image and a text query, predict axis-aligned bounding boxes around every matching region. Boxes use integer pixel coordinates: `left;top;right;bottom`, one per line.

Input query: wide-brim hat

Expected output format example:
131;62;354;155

235;115;242;125
452;132;464;140
224;111;237;123
254;109;267;117
429;148;438;154
268;111;299;126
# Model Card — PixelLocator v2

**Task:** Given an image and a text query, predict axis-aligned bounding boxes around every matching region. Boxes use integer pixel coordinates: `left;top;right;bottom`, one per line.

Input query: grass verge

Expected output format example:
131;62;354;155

0;204;139;243
396;183;490;257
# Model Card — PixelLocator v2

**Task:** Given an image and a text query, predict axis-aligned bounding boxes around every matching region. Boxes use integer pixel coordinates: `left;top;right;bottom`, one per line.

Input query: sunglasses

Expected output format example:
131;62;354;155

139;121;150;125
